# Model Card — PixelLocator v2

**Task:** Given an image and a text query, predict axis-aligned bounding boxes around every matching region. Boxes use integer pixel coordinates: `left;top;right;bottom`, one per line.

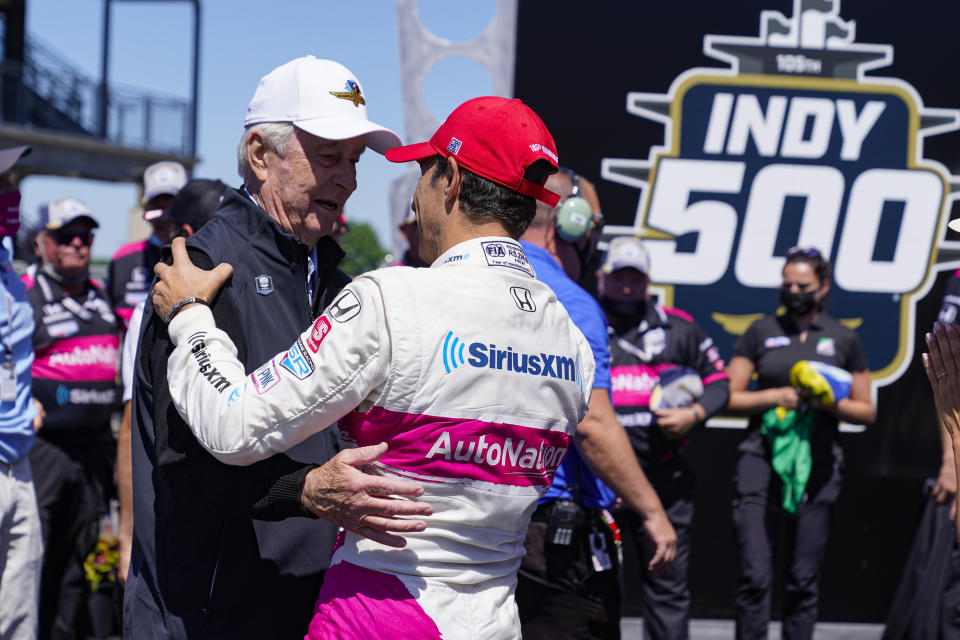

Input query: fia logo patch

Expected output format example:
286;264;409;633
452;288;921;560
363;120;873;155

255;274;273;296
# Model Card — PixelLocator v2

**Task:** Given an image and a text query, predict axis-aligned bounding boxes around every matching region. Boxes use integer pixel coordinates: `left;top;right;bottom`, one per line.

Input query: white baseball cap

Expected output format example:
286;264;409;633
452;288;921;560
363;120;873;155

143;161;188;208
244;56;401;155
0;145;29;174
601;236;651;275
39;197;98;230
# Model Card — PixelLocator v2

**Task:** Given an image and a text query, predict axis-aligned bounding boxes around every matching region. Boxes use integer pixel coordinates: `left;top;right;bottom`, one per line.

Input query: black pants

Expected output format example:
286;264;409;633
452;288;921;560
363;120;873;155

618;457;695;640
733;451;842;640
943;545;960;637
517;503;621;639
30;437;99;640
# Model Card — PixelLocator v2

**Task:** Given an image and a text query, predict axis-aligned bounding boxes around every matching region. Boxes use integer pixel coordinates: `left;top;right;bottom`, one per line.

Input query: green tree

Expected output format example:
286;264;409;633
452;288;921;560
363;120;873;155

337;221;388;277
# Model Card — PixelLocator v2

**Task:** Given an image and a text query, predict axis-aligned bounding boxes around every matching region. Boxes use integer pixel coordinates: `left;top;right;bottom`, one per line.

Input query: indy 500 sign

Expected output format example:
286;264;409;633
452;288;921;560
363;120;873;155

602;0;960;388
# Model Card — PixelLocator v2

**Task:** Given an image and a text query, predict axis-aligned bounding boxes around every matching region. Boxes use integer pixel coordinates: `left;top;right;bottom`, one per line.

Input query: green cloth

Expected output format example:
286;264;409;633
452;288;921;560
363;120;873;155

760;406;813;514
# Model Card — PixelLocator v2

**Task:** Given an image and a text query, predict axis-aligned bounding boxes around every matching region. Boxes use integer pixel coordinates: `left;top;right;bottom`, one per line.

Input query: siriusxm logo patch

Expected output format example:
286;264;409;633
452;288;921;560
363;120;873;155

442;330;582;389
55;384;115;406
443;252;469;264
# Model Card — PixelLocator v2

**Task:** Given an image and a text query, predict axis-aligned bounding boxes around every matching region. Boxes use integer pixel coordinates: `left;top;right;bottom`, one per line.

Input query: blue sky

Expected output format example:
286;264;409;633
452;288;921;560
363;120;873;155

21;0;498;259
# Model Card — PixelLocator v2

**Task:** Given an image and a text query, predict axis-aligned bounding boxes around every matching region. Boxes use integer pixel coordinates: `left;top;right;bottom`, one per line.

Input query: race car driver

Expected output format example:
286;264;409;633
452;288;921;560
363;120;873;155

151;96;595;639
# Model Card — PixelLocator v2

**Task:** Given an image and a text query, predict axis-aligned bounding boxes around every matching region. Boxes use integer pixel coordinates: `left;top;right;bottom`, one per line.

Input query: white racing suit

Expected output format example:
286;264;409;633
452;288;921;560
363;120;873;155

165;237;595;639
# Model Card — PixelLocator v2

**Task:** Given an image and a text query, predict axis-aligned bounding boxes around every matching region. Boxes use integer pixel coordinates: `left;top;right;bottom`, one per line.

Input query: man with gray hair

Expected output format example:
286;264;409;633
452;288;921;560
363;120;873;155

124;56;430;638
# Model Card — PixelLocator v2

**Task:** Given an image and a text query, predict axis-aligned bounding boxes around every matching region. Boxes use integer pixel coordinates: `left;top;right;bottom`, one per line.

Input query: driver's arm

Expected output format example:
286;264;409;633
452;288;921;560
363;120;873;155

166;278;389;465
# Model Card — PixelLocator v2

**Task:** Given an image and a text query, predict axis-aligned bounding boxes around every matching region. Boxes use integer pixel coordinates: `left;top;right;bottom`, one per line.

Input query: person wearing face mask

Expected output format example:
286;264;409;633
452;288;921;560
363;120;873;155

598;236;729;640
726;247;874;640
0;145;44;640
23;197;120;639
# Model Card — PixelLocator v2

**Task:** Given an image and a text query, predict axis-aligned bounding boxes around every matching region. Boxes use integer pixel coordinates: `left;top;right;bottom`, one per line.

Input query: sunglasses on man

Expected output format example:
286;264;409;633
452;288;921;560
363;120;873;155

52;229;94;246
785;246;823;259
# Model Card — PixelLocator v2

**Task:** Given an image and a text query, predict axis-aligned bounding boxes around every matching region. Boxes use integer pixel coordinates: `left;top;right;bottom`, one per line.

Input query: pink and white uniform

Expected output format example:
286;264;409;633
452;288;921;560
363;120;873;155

165;236;595;639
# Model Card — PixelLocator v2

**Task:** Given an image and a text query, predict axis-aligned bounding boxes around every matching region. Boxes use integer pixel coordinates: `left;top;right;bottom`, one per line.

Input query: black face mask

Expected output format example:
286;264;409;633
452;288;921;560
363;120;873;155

780;289;819;316
600;297;647;327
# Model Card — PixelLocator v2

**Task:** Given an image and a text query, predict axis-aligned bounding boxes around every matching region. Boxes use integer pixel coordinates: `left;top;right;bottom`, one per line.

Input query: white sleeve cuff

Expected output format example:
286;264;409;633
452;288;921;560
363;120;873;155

167;304;217;346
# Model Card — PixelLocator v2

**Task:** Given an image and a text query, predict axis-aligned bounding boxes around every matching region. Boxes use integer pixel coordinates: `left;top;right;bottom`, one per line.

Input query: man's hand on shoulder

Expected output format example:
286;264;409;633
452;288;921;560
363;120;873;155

302;443;433;548
153;237;233;322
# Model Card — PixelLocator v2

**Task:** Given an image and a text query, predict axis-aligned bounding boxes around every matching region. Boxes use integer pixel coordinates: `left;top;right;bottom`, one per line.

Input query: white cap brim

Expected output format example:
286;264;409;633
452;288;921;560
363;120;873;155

144;188;179;204
950;218;960;233
293;115;401;155
602;260;649;275
0;146;30;174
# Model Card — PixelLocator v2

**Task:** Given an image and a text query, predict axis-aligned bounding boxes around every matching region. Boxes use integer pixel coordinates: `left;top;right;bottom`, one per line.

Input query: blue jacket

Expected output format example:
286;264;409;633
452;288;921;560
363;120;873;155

522;241;617;509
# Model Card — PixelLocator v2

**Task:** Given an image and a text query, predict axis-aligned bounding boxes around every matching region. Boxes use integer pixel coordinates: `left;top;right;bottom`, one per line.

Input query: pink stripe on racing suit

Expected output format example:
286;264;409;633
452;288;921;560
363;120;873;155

165;237;595;639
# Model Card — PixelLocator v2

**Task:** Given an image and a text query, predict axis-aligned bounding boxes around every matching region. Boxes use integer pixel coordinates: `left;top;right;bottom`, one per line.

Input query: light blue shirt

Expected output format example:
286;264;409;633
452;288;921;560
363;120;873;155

0;246;35;463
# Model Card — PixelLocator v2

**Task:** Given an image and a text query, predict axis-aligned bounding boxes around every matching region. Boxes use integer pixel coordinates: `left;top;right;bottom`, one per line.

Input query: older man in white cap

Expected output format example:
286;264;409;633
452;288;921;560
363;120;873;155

0;145;44;640
24;196;119;640
106;160;188;330
124;56;430;639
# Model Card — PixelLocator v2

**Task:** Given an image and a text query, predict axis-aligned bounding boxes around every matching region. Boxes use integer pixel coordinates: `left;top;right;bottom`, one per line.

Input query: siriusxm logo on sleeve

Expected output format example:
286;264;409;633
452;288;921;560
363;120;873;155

442;330;583;390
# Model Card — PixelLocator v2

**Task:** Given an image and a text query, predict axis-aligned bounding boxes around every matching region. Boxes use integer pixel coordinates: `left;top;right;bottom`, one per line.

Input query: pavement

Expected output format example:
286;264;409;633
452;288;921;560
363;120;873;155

620;618;885;639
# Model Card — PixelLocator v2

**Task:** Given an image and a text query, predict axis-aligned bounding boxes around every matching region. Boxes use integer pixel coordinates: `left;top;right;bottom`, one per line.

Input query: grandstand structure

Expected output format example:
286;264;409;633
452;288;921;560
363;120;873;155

0;0;198;187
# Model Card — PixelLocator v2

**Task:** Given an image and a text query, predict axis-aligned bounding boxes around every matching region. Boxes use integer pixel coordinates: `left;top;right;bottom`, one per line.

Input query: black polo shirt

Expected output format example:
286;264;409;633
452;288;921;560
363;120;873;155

733;311;869;460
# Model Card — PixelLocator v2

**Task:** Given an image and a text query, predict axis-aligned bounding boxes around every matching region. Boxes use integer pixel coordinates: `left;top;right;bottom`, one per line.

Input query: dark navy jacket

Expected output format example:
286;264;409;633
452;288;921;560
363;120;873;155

123;188;349;639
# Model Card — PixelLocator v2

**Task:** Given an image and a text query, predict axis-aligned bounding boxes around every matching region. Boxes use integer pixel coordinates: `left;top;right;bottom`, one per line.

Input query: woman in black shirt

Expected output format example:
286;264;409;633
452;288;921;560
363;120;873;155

726;247;874;640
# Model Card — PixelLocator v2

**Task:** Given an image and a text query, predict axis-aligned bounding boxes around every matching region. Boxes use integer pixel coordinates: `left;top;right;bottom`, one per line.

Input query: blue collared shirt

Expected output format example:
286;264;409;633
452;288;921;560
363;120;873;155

521;241;616;508
0;246;35;463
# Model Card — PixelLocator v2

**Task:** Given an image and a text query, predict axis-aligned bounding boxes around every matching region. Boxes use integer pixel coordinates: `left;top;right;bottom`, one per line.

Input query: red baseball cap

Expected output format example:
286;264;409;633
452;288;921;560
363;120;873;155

386;97;561;207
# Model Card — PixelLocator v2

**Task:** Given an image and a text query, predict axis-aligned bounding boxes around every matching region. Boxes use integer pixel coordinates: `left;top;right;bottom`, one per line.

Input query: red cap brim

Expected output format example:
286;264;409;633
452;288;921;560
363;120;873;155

385;141;437;164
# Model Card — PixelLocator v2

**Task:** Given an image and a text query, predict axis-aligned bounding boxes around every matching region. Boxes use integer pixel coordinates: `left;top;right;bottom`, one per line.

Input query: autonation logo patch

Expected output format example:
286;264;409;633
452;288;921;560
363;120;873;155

442;330;582;390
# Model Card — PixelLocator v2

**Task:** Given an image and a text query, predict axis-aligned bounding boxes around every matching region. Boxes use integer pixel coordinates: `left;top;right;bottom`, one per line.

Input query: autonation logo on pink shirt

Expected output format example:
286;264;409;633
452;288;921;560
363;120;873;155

341;408;571;487
425;431;567;475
